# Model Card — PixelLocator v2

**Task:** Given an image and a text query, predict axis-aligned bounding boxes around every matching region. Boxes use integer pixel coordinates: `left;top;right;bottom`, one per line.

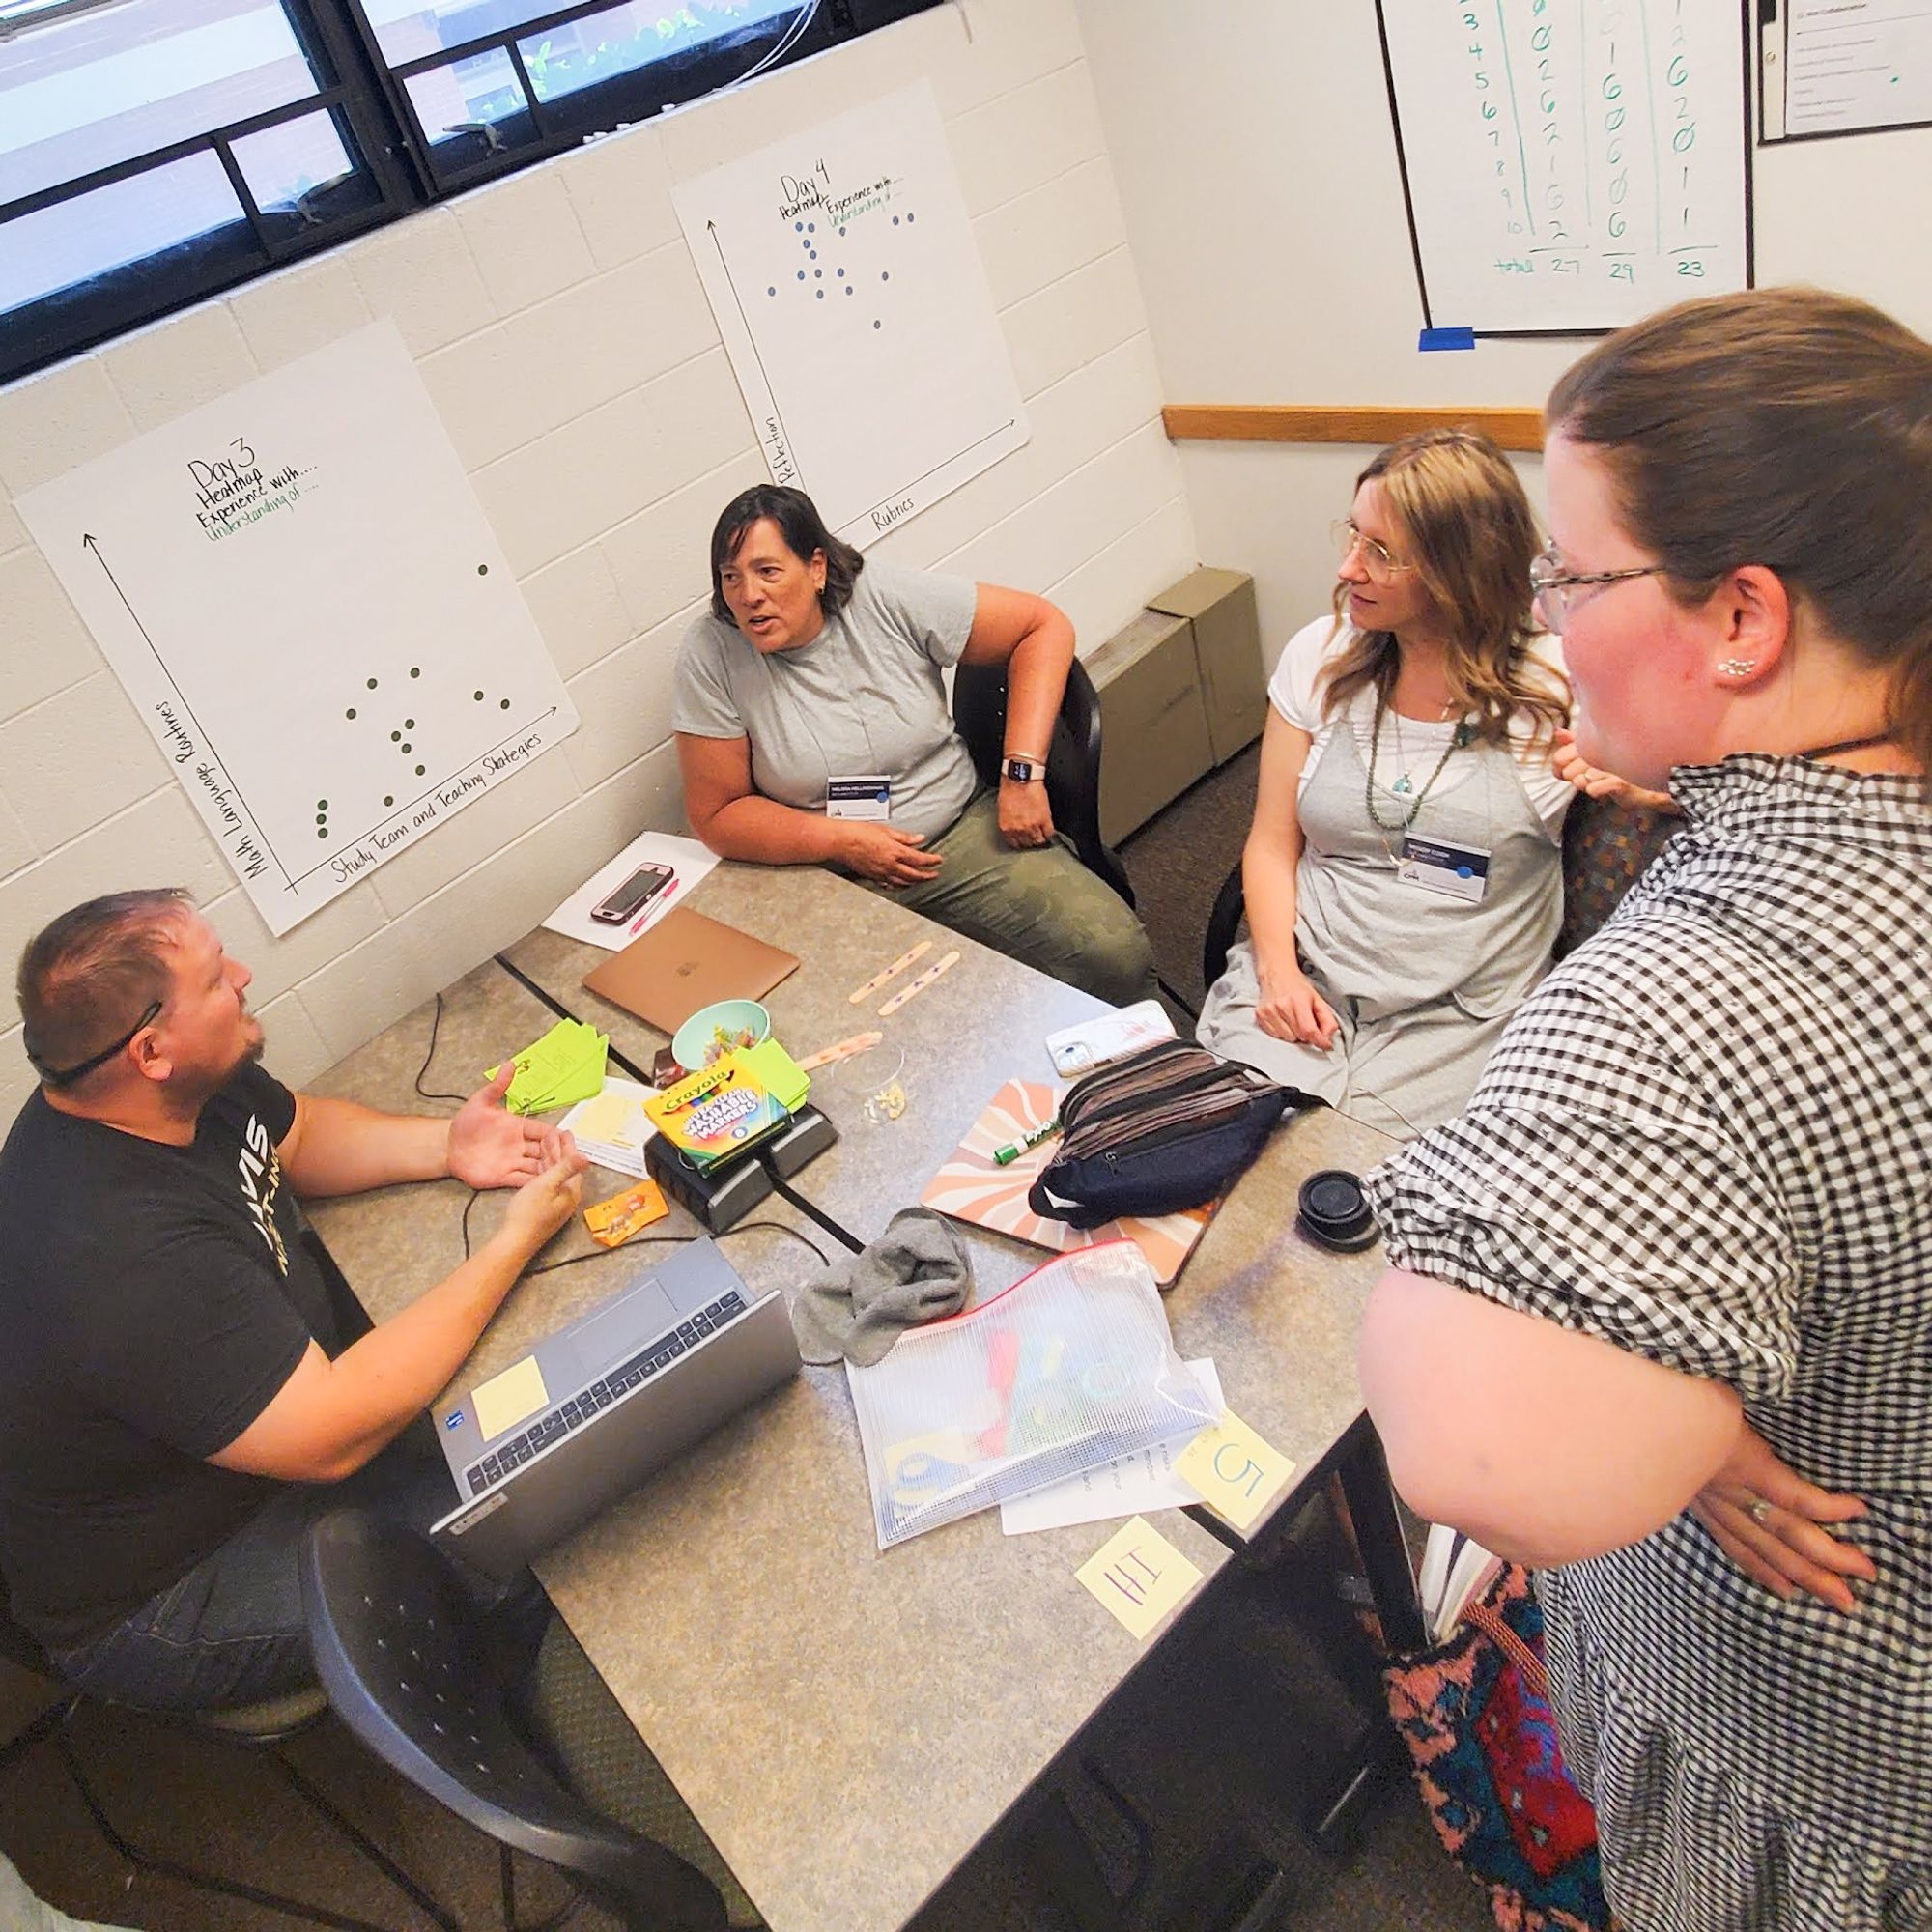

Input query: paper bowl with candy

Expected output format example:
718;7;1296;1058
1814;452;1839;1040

671;999;771;1072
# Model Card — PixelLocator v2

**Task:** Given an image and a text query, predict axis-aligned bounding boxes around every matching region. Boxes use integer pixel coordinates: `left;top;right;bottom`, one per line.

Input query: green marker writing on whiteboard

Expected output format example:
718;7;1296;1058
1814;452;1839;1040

993;1118;1062;1166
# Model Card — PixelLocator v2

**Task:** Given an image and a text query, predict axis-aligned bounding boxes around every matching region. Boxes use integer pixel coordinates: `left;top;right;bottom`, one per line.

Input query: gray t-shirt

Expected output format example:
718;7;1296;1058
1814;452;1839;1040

672;559;980;841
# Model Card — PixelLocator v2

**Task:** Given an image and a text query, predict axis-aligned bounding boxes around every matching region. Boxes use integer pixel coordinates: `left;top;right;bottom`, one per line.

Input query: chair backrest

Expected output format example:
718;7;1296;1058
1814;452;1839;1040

0;1564;58;1681
952;657;1134;905
301;1509;726;1932
1553;792;1678;958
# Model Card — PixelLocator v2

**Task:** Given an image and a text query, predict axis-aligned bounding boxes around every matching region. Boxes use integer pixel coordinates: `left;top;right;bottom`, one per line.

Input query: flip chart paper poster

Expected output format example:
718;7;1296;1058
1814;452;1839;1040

1378;0;1749;333
674;81;1030;544
18;322;579;935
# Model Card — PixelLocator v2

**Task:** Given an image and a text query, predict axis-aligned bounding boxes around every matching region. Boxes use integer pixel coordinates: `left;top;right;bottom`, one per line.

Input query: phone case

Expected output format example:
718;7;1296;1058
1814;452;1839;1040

1044;1000;1176;1076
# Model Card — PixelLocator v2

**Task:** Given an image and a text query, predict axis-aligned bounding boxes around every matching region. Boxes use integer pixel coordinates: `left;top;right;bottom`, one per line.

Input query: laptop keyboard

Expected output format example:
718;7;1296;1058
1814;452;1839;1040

463;1289;747;1496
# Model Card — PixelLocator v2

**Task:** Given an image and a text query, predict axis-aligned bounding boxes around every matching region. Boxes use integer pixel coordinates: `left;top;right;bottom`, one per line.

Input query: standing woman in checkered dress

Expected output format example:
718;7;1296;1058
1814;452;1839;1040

1357;287;1932;1932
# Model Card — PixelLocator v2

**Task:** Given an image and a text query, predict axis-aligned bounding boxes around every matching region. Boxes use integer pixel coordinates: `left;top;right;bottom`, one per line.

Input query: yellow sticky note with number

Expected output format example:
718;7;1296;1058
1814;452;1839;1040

1173;1410;1295;1532
1074;1517;1203;1640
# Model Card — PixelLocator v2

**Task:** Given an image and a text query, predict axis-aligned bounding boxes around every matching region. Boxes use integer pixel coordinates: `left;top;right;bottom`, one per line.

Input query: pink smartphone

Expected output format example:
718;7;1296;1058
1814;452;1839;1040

589;863;675;924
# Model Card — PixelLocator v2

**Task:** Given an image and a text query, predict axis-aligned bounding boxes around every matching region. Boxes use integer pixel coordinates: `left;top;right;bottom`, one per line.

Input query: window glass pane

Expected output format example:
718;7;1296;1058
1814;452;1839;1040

231;103;348;211
232;104;378;228
403;46;534;161
360;0;798;70
516;0;802;105
0;147;242;315
0;0;320;208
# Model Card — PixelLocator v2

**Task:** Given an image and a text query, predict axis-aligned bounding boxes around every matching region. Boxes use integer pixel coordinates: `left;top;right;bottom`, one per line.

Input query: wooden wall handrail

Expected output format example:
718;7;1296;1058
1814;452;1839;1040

1161;404;1545;453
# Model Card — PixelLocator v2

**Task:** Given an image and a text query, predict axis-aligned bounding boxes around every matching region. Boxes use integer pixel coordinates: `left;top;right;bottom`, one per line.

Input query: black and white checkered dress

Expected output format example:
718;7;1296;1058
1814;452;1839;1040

1364;753;1932;1932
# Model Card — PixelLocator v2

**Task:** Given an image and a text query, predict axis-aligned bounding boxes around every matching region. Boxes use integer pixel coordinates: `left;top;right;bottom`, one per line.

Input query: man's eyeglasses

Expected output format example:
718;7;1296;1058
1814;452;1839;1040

1529;543;1665;633
25;1000;162;1089
1332;520;1414;583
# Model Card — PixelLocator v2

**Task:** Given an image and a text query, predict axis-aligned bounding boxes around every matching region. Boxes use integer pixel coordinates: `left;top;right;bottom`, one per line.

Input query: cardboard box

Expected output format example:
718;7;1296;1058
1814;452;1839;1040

1085;609;1214;846
1146;567;1265;765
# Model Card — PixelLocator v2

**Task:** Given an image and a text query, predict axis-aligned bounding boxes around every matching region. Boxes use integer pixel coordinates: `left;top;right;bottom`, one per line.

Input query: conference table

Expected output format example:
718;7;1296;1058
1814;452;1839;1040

310;863;1418;1932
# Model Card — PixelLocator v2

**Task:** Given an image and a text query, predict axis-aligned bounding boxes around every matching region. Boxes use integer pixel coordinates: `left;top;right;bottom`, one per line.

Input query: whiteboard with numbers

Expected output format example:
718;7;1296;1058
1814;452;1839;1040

1376;0;1751;334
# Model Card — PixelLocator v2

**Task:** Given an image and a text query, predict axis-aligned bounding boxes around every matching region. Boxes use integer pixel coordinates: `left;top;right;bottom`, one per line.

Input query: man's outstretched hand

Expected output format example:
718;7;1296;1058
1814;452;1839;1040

446;1060;554;1189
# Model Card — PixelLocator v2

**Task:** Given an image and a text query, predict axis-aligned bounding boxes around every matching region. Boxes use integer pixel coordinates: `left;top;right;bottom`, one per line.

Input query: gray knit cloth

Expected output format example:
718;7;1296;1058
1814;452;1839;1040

791;1208;974;1366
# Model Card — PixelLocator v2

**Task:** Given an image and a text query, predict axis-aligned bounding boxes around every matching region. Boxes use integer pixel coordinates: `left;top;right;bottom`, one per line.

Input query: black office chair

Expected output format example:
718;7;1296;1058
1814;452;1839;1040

301;1508;739;1932
0;1567;446;1930
952;656;1136;907
1200;859;1248;996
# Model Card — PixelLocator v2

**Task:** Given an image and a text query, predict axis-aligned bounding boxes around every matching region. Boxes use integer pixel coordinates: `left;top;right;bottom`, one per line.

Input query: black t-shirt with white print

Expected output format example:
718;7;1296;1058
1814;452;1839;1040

0;1062;341;1650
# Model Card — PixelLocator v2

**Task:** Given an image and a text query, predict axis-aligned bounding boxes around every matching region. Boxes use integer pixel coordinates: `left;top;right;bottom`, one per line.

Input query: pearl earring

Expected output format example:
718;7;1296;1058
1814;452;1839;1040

1719;658;1758;679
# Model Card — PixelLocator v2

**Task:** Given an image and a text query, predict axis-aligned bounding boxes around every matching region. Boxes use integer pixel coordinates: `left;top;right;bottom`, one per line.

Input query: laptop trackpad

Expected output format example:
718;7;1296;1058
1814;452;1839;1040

563;1276;678;1382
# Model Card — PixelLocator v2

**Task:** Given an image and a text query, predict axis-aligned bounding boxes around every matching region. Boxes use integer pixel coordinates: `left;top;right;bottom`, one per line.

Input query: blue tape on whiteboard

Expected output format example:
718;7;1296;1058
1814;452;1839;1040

1419;326;1476;352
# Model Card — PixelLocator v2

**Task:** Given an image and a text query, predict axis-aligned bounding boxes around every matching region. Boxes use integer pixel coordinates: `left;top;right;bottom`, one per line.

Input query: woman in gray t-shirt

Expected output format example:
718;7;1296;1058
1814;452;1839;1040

671;485;1153;1007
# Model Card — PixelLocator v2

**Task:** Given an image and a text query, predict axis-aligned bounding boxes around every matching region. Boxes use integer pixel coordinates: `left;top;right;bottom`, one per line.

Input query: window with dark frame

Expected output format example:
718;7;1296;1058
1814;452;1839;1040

0;0;944;388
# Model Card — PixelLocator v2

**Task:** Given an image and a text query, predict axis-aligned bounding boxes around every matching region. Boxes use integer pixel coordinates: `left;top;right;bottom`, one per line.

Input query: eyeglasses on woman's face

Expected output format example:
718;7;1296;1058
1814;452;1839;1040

1529;542;1666;633
1332;519;1414;583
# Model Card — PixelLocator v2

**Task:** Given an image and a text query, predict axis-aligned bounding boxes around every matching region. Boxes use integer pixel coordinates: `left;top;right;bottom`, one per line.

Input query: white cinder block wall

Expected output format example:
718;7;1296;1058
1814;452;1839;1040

0;0;1197;1116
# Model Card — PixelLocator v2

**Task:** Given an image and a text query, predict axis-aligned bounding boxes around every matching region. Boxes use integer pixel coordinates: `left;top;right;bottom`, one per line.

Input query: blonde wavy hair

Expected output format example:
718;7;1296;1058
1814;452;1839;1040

1321;428;1569;747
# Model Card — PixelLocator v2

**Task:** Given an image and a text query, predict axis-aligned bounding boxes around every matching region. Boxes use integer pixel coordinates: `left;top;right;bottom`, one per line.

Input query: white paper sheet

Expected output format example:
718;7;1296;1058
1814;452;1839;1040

559;1076;658;1177
16;323;579;935
542;830;719;950
1000;1361;1224;1536
673;83;1028;544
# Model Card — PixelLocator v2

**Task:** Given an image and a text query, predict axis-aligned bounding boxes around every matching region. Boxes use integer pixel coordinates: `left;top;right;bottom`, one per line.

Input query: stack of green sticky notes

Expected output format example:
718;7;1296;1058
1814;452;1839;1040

736;1037;810;1114
488;1019;609;1117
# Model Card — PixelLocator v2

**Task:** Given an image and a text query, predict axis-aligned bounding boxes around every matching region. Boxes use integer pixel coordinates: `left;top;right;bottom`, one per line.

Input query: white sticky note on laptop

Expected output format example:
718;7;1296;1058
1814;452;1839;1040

1002;1361;1224;1535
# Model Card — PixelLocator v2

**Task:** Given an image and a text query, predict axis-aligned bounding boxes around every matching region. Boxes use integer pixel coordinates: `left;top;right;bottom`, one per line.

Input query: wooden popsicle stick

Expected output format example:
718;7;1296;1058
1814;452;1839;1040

847;938;930;1005
877;949;960;1017
797;1030;884;1071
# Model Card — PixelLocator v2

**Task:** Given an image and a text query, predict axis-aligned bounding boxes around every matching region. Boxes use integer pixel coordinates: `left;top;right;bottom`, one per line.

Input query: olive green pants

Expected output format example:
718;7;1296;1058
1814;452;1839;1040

861;791;1156;1009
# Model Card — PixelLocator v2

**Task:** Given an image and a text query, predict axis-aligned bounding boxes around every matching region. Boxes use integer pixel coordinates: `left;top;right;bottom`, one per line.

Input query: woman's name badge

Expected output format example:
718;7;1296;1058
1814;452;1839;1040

826;776;892;820
1398;834;1490;902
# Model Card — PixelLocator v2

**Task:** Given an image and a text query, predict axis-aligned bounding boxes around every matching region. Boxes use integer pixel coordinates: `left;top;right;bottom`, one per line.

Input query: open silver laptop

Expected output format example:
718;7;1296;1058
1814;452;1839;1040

430;1237;800;1579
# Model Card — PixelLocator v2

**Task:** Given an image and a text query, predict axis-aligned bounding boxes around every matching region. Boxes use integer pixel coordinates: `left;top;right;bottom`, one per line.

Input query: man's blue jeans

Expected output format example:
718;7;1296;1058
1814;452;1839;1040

47;1434;517;1714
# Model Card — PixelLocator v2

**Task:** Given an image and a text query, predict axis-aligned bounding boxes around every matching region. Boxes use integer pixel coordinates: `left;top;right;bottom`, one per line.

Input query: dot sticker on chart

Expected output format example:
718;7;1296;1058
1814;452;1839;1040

315;797;328;840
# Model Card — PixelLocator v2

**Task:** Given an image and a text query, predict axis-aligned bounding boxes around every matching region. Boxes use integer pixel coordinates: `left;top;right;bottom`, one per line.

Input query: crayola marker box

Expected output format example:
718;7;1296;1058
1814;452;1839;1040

642;1051;788;1170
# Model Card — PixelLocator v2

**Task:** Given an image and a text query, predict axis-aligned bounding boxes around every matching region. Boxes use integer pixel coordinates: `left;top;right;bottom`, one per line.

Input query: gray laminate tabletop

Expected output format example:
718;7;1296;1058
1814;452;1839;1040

301;958;836;1418
492;867;1402;1932
500;861;1104;1251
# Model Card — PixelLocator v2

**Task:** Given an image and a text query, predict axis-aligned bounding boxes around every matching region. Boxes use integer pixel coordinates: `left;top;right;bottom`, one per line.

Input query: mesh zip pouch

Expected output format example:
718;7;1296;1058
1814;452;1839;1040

1027;1039;1310;1231
846;1241;1217;1548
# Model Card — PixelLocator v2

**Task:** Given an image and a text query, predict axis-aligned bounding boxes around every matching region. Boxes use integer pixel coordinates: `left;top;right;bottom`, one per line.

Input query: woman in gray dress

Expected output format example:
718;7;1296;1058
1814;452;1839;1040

1196;430;1577;1135
1361;287;1932;1930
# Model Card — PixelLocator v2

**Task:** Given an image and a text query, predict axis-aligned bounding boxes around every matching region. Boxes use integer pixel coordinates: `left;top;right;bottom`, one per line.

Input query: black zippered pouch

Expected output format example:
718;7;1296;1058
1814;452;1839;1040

1026;1039;1314;1230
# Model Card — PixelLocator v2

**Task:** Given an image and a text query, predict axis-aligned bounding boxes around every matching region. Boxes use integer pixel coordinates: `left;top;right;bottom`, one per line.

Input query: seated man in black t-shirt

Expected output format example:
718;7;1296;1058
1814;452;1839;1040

0;888;589;1712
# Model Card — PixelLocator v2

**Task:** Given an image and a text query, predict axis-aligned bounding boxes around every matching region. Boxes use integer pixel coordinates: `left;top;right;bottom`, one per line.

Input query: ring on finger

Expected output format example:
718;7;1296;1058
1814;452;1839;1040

1747;1494;1772;1527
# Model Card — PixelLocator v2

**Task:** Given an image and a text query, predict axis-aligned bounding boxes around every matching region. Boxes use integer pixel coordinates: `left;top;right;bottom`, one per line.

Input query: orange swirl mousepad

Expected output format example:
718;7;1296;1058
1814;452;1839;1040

919;1079;1213;1287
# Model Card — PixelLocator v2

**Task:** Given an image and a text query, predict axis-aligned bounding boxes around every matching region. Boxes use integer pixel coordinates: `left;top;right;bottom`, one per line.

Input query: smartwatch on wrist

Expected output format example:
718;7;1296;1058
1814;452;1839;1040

1001;753;1048;784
